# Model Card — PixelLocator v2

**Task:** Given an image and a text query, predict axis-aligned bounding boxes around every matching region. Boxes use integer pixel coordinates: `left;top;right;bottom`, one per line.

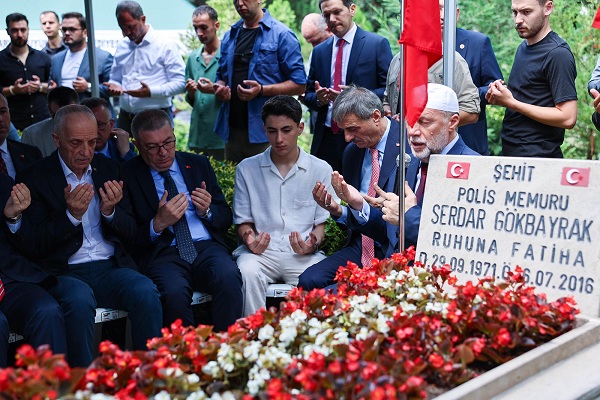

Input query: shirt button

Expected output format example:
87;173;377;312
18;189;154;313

282;211;286;216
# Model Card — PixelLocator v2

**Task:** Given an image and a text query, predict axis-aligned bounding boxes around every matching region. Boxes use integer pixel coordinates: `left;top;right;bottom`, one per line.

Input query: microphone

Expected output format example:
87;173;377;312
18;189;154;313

397;153;411;169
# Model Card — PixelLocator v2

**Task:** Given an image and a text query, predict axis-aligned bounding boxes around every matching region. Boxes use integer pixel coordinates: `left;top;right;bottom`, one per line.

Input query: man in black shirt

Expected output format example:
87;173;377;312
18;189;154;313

0;13;53;131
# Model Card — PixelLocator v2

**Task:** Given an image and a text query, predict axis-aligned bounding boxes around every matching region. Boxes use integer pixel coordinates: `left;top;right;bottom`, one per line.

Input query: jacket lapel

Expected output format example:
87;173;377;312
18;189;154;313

78;48;90;77
176;153;196;194
346;27;365;83
46;152;69;208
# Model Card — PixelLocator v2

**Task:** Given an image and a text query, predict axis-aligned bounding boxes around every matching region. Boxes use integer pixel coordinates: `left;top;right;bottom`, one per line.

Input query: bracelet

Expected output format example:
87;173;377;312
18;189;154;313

259;84;263;97
39;84;43;93
4;213;21;224
9;85;14;96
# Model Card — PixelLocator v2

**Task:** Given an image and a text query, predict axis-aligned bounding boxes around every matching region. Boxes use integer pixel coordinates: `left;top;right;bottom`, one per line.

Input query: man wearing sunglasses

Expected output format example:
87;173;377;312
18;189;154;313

123;109;243;331
50;12;113;104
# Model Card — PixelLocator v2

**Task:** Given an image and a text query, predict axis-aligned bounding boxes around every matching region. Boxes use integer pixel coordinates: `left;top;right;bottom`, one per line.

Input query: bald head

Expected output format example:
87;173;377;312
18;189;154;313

301;13;331;47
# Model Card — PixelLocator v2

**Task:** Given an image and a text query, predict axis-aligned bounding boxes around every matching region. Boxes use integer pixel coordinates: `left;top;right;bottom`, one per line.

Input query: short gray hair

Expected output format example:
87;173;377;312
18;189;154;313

53;105;96;137
332;85;383;123
131;109;172;142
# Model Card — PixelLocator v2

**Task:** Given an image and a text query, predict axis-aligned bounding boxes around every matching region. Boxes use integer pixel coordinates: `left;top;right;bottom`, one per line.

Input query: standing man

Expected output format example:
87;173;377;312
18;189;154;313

81;97;136;163
212;0;306;163
104;1;186;134
0;94;42;179
40;11;66;57
299;86;398;291
14;105;163;353
233;95;333;316
185;5;225;160
0;13;53;131
304;0;393;173
51;12;114;104
124;109;243;331
486;0;577;158
449;1;503;155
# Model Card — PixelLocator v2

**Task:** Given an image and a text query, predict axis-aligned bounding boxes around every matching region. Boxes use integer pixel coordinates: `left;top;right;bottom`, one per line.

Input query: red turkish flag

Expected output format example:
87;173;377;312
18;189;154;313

399;0;443;127
593;6;600;29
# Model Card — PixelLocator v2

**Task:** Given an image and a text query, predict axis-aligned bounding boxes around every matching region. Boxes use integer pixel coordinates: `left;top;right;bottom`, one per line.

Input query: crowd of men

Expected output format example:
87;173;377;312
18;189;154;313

0;0;596;368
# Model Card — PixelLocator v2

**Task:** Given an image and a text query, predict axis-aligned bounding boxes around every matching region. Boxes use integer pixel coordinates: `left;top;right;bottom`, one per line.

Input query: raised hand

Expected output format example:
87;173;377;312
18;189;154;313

99;180;124;216
65;183;94;221
152;191;188;233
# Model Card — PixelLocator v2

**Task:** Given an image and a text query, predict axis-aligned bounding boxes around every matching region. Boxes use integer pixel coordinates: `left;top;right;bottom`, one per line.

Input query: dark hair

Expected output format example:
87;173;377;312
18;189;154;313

332;85;383;123
193;5;218;21
80;97;112;117
47;86;79;108
319;0;354;10
261;95;302;125
40;11;59;21
6;13;28;28
53;104;96;137
116;1;144;20
62;12;86;30
131;109;172;141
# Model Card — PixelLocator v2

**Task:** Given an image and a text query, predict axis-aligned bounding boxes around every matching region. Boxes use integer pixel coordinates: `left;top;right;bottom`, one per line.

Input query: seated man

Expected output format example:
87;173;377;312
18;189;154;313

13;105;163;354
2;175;95;367
298;85;400;291
123;109;242;331
233;95;334;316
81;97;136;163
21;87;79;157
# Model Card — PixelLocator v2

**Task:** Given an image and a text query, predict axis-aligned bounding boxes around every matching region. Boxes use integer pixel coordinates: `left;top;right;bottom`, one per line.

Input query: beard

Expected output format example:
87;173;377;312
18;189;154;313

410;126;450;162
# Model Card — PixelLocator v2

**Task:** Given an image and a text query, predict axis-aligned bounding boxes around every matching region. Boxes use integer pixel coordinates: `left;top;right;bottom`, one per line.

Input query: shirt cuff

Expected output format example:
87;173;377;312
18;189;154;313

6;220;21;233
150;219;161;241
349;199;370;225
333;206;348;226
67;210;82;226
101;208;115;222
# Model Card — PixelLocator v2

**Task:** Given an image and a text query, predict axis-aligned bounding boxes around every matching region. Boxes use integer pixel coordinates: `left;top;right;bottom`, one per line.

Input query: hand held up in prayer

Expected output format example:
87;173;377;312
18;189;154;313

4;183;31;219
112;128;132;158
237;80;260;102
289;231;319;255
191;181;211;217
243;229;270;255
213;83;231;102
64;183;94;221
102;82;124;96
331;171;363;211
72;76;89;93
485;79;512;107
312;181;342;218
125;81;151;98
99;180;124;216
185;78;198;96
197;77;214;94
153;190;188;233
27;75;42;94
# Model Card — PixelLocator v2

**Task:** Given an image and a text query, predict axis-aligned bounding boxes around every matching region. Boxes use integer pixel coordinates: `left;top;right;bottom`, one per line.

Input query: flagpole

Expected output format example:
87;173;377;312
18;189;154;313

398;0;406;252
442;0;457;89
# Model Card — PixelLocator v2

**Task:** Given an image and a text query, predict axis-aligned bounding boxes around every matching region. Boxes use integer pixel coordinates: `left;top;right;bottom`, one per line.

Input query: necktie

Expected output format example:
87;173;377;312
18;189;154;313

159;170;198;264
0;152;8;176
361;148;380;267
331;38;345;134
415;162;428;203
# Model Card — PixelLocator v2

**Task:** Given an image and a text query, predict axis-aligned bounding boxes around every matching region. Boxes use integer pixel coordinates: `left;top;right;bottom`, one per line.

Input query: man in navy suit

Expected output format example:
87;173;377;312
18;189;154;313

304;0;392;173
14;105;163;356
446;0;503;155
361;83;480;251
299;85;399;290
123;109;242;331
50;12;113;103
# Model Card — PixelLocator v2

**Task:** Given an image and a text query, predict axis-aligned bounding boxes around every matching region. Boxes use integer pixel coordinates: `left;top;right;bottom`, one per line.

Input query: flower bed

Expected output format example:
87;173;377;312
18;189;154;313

0;249;579;399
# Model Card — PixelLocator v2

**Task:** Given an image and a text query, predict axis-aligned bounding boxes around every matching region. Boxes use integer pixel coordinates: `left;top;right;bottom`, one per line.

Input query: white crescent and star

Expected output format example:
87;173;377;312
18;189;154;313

450;164;463;178
565;169;581;185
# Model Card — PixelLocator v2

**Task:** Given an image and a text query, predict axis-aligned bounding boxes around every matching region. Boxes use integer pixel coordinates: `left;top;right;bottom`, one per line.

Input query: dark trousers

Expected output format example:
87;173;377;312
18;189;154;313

225;126;269;164
67;260;162;351
145;240;243;331
0;276;95;367
314;126;348;173
298;241;362;291
0;311;7;367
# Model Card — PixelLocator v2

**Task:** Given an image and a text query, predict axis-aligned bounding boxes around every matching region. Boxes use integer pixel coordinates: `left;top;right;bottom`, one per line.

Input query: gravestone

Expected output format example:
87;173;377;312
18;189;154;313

416;155;600;317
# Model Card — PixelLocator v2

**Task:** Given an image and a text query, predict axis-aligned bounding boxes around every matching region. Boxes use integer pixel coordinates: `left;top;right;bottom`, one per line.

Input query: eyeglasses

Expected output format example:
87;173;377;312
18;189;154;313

144;139;176;154
61;27;82;33
97;120;112;130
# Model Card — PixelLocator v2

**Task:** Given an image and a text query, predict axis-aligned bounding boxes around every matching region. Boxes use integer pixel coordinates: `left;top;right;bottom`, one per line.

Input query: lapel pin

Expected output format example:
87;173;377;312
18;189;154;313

460;44;465;49
186;165;191;169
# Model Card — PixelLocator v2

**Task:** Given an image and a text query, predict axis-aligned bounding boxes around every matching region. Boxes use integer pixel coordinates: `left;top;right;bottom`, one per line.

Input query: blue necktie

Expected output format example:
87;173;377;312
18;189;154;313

159;170;198;263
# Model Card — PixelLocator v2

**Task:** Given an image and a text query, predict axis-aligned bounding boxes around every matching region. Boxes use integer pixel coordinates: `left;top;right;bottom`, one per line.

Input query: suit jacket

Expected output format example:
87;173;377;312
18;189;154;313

122;152;232;269
20;118;56;157
0;174;53;285
404;135;479;247
106;139;136;163
14;151;137;275
6;139;43;173
305;27;392;155
50;47;113;101
455;28;503;155
339;118;400;257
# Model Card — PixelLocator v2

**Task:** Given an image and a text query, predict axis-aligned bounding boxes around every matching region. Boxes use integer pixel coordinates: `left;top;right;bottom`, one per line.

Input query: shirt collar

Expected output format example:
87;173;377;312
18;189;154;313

129;24;154;47
260;147;309;171
150;157;179;178
0;140;7;155
441;134;459;155
372;117;390;155
336;23;357;46
58;151;93;180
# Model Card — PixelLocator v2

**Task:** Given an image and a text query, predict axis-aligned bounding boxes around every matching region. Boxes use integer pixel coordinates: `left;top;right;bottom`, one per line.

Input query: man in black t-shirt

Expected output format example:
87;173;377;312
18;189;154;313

485;0;577;158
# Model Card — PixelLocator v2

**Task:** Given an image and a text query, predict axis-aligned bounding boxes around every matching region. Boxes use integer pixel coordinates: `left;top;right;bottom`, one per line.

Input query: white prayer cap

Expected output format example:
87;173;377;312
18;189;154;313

426;83;459;113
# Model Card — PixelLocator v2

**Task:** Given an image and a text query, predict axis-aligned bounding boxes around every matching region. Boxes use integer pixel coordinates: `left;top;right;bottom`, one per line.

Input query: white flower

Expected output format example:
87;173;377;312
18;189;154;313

332;329;349;345
154;391;172;400
186;391;207;400
258;324;275;342
243;340;262;362
188;373;200;384
348;308;366;324
279;326;297;346
367;293;386;310
376;314;390;334
202;361;220;378
356;326;370;341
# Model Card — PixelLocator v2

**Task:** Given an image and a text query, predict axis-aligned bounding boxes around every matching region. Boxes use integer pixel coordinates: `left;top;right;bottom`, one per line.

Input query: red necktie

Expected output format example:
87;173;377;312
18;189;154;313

331;38;345;134
361;148;379;267
415;162;428;203
0;152;8;176
0;277;5;302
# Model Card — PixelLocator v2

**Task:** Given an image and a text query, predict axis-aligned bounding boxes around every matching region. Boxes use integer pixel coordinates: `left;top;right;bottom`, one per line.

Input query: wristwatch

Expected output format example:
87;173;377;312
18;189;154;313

4;214;21;224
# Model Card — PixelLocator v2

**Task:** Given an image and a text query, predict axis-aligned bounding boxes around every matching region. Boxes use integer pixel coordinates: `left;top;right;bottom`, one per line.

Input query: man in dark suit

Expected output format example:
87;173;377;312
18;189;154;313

124;109;242;331
304;0;392;173
81;97;136;163
299;86;398;290
2;174;95;367
50;12;113;104
362;83;480;251
14;105;162;354
0;94;42;179
452;4;503;155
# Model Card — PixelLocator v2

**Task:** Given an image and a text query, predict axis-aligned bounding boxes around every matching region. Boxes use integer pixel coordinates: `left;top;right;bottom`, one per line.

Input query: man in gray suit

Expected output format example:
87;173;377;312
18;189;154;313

50;12;113;103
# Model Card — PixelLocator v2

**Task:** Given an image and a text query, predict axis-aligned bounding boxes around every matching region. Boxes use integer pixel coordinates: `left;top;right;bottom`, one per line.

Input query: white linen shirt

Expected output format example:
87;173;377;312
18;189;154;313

233;147;335;252
108;25;186;113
